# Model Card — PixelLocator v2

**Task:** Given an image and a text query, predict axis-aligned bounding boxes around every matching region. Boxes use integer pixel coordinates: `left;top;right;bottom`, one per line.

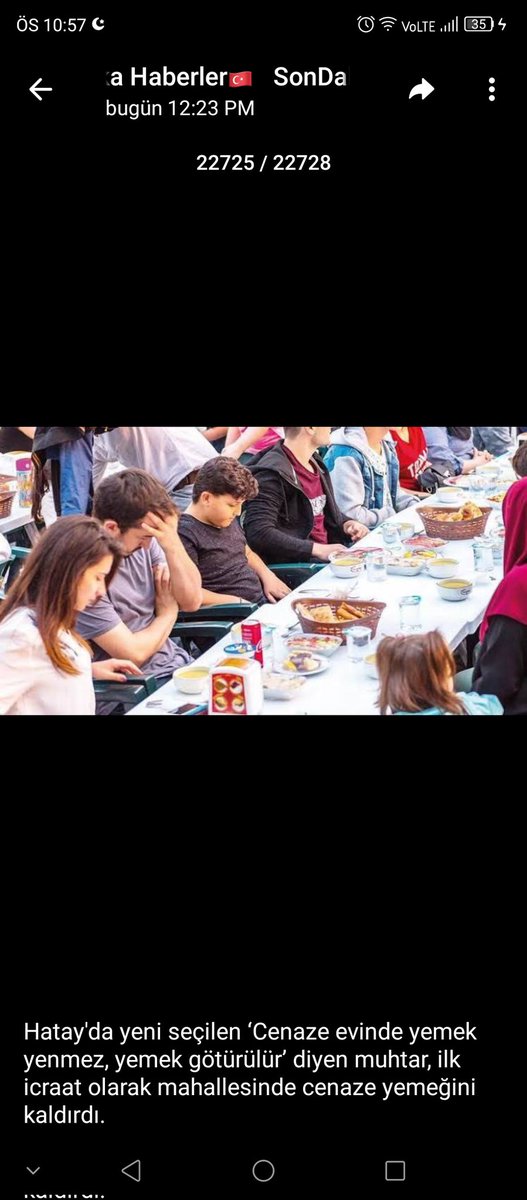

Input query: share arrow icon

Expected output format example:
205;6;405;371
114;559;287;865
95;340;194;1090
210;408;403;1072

409;78;434;100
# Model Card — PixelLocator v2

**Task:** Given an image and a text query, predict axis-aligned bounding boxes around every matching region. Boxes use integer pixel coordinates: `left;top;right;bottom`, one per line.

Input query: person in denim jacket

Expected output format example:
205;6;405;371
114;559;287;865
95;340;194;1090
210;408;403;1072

324;427;418;529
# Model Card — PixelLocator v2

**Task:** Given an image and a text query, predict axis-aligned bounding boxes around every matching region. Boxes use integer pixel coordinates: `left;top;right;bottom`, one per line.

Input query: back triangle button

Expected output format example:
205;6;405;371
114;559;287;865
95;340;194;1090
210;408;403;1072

122;1159;141;1182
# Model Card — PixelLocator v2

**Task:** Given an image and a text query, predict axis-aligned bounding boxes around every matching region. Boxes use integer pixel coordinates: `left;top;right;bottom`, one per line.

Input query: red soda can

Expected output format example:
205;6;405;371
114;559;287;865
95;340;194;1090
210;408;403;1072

241;619;264;667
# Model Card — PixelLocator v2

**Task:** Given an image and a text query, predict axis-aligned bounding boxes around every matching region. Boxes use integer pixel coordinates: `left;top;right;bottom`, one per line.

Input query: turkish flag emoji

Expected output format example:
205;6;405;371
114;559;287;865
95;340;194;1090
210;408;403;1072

229;71;252;87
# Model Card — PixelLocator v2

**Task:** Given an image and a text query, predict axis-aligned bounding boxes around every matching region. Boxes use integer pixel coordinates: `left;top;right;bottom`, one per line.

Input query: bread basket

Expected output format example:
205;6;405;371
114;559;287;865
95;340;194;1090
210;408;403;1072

0;475;17;519
416;505;492;540
292;597;386;643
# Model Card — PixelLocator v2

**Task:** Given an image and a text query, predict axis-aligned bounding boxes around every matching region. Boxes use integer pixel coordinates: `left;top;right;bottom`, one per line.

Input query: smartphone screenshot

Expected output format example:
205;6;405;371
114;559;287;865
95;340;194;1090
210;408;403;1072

6;9;519;1194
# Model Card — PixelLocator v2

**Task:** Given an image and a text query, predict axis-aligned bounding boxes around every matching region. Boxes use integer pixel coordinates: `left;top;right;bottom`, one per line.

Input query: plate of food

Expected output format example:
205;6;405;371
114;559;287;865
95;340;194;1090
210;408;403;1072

404;535;448;550
284;633;342;657
386;555;424;576
262;672;307;700
487;491;508;508
279;652;330;676
402;548;439;560
348;546;385;558
444;475;473;488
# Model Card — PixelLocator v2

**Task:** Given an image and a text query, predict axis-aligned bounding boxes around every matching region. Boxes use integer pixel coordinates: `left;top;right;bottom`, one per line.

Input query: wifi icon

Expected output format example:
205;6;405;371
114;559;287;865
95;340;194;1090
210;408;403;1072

379;15;397;30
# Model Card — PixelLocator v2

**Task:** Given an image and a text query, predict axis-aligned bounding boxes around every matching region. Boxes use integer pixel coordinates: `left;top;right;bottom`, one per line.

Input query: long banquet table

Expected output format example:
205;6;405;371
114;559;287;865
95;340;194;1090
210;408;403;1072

129;477;512;717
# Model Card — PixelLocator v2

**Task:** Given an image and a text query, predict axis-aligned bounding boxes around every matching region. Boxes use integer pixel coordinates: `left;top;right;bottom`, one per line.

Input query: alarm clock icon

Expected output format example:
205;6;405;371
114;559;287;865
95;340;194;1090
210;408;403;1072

357;16;375;33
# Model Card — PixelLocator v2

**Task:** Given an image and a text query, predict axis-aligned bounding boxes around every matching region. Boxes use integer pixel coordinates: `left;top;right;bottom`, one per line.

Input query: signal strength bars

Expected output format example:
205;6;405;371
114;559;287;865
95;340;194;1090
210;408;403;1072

440;15;459;31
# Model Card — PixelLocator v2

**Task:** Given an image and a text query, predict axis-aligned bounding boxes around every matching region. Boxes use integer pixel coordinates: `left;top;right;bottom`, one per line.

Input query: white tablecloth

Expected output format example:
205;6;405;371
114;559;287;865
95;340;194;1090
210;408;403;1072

0;500;36;537
129;479;512;717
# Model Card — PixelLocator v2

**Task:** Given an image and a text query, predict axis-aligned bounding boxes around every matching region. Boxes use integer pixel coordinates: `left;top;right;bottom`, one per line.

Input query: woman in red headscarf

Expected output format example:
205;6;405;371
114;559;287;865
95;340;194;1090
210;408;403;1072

472;477;527;714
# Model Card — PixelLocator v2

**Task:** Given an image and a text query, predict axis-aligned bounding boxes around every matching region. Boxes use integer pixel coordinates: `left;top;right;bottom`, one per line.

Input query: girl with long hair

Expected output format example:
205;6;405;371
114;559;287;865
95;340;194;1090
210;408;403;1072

377;630;502;716
0;516;140;714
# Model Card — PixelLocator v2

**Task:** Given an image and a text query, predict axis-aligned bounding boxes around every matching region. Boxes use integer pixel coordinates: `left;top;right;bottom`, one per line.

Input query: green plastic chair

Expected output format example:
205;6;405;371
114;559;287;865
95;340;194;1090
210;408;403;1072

170;620;234;654
268;563;325;590
93;674;160;707
176;602;259;625
0;545;31;598
95;623;233;711
454;669;475;694
0;555;15;599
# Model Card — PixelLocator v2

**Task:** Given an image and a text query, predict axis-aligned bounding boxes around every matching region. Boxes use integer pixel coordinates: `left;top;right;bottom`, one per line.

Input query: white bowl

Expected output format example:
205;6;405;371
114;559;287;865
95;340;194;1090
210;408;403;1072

426;558;460;579
173;666;210;694
393;522;415;541
329;553;364;579
262;672;306;700
436;579;474;602
436;488;464;504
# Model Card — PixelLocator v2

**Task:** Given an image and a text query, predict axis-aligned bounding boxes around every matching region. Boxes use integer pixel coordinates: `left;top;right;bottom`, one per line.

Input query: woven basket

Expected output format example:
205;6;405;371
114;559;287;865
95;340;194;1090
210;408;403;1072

292;597;386;643
0;475;17;519
416;506;492;540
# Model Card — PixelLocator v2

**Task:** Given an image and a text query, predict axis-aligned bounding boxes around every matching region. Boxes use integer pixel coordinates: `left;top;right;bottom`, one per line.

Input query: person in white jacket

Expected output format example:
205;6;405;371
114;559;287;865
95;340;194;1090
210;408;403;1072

324;427;419;529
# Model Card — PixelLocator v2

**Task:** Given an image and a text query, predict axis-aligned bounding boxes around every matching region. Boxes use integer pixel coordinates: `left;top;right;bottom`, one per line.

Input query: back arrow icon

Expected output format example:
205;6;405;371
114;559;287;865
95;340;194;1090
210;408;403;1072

30;78;53;101
409;78;434;100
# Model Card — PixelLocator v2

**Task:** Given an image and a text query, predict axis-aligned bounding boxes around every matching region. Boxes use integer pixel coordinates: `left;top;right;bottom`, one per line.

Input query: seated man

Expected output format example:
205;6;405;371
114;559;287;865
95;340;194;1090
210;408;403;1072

243;426;368;565
179;458;291;606
76;470;202;688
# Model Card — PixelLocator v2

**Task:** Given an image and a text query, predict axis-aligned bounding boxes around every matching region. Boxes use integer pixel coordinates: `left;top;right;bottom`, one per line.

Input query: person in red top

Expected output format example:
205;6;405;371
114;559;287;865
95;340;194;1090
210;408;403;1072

389;427;430;492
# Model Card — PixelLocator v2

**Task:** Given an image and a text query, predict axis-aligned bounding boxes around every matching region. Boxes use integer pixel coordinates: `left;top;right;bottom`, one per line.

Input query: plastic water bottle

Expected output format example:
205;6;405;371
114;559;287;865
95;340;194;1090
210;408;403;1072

16;457;33;509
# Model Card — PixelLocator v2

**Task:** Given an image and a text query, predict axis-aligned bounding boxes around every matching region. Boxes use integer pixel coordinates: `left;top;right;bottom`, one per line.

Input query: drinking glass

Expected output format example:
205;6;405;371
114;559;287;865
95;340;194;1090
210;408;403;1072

346;626;372;663
399;595;422;632
366;552;388;583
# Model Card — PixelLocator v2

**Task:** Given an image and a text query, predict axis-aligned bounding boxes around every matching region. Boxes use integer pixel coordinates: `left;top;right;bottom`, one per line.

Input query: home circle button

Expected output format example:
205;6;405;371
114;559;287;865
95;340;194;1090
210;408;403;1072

252;1160;275;1182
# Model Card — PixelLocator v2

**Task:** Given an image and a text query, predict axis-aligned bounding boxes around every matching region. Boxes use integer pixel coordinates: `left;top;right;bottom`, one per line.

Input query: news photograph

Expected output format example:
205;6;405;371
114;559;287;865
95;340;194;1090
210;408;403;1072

1;425;525;719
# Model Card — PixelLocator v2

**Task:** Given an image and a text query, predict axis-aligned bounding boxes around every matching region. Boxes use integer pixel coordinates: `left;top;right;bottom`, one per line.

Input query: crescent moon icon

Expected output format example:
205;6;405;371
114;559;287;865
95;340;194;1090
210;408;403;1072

92;17;105;31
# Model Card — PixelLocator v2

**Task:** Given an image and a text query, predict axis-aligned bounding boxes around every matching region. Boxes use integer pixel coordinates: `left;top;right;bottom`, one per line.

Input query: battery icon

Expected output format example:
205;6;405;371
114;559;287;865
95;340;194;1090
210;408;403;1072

464;16;494;30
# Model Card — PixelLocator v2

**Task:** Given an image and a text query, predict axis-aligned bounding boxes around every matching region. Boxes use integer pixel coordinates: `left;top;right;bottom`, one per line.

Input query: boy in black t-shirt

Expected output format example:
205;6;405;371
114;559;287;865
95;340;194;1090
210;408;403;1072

179;458;291;607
